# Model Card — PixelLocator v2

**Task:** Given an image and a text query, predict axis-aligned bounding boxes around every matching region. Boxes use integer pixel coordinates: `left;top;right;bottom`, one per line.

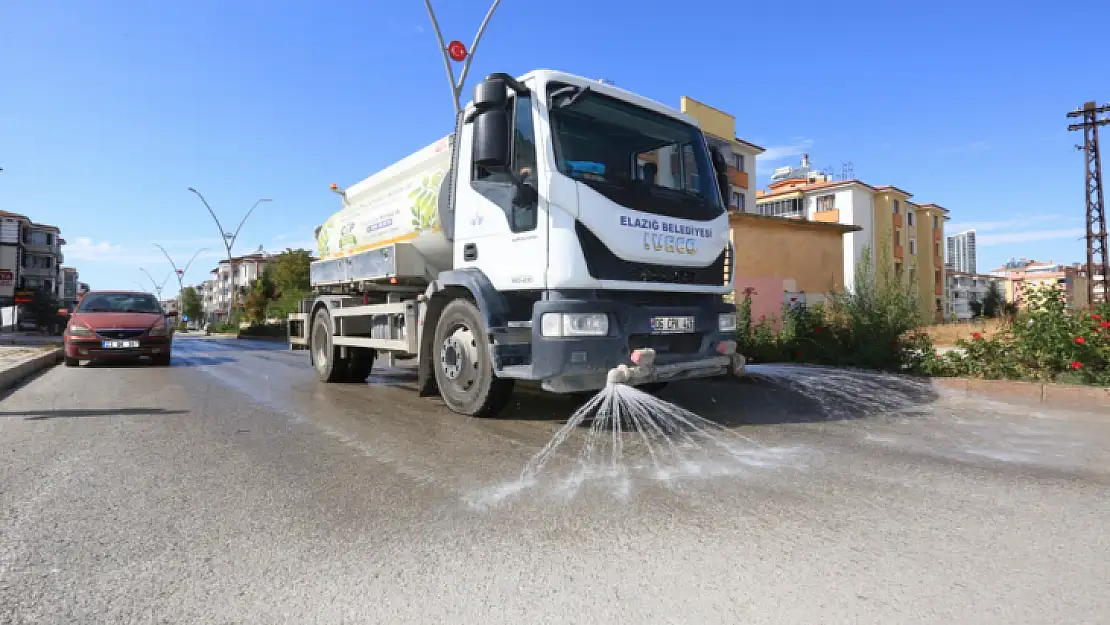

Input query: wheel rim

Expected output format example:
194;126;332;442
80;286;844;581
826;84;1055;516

439;323;479;394
313;320;330;374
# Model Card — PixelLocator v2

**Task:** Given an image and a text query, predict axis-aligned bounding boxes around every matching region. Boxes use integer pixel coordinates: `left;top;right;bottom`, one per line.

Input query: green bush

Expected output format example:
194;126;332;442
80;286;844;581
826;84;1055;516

924;285;1110;386
210;322;239;334
736;246;931;373
239;322;287;338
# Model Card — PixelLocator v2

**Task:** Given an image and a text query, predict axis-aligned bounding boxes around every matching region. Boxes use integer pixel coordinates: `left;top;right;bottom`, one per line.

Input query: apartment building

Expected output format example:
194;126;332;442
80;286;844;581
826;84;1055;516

61;267;79;311
0;210;67;306
678;96;763;213
201;251;275;320
990;260;1090;310
755;158;950;321
946;271;1003;320
946;229;977;274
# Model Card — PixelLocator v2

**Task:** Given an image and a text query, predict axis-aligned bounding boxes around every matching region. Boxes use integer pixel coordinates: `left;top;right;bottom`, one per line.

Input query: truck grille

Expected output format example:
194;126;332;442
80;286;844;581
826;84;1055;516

97;329;146;339
574;221;726;286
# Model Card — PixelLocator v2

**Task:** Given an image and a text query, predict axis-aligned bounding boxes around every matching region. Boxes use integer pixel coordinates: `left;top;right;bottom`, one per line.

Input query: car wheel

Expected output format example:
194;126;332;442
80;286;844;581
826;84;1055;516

64;356;79;367
432;298;514;417
153;353;172;367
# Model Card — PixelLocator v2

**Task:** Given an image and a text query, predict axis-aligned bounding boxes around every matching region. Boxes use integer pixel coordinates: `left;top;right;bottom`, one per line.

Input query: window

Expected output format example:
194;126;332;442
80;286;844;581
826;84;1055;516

733;154;744;170
548;81;722;220
909;239;917;255
895;229;901;245
933;215;939;228
730;191;742;209
737;192;745;211
816;194;835;212
892;200;900;214
77;291;164;314
907;212;915;227
470;92;539;232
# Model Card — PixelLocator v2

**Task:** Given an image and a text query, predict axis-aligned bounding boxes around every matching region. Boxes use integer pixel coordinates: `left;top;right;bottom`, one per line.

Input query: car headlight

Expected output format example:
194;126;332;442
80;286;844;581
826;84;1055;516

67;324;93;337
148;319;170;336
718;313;737;332
541;313;609;338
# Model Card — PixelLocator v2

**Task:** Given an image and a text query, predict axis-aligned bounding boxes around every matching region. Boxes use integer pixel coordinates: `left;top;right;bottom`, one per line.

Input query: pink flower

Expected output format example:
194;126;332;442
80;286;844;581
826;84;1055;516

1072;361;1083;370
1075;336;1086;345
972;332;982;340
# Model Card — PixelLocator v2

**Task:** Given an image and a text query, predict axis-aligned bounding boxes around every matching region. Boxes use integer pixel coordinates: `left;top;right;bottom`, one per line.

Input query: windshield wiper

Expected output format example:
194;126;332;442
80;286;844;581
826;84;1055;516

551;84;591;110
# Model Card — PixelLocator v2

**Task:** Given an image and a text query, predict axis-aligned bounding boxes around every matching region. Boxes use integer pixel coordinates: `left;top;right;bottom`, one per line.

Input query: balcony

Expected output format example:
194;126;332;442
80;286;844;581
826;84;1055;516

813;209;841;224
20;266;57;278
933;228;942;242
727;167;749;189
22;241;60;255
893;244;904;260
893;213;903;228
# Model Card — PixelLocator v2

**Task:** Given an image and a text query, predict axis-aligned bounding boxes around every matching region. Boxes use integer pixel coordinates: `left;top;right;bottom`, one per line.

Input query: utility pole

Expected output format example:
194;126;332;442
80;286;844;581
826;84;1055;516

1068;101;1110;306
423;0;502;115
187;188;271;322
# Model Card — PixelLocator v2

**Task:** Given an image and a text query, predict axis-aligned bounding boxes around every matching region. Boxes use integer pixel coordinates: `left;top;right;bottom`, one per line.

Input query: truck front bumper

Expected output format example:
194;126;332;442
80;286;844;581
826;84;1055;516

524;297;744;394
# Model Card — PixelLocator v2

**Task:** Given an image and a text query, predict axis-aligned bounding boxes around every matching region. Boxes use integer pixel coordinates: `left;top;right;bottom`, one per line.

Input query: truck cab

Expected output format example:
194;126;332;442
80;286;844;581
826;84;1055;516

290;69;743;417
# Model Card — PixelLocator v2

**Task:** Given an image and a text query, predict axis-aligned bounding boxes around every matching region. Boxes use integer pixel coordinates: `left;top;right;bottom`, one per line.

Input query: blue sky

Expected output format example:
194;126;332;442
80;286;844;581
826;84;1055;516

0;0;1102;296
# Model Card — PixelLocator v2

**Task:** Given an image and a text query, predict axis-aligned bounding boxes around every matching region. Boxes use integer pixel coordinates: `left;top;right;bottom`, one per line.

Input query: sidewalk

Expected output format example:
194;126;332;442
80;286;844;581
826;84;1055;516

0;331;64;346
0;343;63;391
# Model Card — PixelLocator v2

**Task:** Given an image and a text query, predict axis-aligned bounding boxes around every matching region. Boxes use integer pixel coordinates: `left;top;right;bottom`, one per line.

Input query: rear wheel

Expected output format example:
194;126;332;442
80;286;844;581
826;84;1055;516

311;309;347;383
432;298;513;417
344;347;375;383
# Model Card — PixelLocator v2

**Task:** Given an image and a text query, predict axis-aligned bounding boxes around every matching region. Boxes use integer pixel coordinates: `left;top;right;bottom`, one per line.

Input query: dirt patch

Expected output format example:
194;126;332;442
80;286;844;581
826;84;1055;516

925;318;1008;347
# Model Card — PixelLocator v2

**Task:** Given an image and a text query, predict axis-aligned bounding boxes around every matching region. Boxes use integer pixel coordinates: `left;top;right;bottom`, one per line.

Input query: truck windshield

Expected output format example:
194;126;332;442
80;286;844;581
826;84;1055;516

547;82;724;221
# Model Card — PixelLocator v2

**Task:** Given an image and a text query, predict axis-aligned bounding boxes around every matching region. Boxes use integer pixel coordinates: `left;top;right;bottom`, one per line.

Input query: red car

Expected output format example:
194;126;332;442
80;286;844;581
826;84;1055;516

61;290;173;367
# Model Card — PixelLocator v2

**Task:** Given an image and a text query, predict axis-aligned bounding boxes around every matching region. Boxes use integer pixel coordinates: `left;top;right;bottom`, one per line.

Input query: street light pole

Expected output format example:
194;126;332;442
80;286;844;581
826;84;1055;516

138;268;171;300
423;0;502;115
186;188;271;322
154;244;210;295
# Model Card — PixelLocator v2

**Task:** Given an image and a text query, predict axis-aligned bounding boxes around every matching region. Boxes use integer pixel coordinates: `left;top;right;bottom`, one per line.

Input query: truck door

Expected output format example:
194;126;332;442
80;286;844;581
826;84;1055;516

454;83;548;292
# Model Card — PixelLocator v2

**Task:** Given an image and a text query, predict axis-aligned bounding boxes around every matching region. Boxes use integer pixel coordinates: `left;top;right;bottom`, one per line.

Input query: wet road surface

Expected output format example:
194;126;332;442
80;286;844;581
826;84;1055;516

1;335;1108;624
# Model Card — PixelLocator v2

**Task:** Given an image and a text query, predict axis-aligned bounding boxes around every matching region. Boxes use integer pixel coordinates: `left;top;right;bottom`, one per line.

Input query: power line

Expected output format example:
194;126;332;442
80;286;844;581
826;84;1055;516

1067;101;1110;305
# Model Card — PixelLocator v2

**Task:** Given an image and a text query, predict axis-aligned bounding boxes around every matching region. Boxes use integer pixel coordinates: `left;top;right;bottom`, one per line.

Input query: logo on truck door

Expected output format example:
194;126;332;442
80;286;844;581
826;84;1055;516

619;215;710;256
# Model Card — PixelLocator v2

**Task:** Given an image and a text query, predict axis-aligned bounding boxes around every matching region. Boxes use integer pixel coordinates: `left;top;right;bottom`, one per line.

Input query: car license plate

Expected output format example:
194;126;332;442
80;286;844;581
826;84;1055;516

102;340;139;349
649;316;695;334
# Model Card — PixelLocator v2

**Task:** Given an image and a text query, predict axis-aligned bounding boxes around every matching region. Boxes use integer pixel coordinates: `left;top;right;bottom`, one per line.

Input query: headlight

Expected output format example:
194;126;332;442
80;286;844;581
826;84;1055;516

67;324;93;337
541;313;609;338
718;313;737;332
148;319;169;336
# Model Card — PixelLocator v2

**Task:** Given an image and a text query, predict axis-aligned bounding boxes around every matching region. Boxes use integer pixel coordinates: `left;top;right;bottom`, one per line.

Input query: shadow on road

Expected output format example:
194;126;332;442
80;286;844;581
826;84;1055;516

0;408;189;420
81;355;237;368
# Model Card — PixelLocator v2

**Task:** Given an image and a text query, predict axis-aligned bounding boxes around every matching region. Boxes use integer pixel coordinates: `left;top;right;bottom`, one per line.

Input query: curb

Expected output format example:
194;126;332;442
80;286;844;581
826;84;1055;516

0;347;63;392
932;377;1110;409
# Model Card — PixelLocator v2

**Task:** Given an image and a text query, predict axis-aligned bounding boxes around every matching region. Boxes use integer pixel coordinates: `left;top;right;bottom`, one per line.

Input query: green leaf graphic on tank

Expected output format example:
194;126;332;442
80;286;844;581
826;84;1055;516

338;222;358;250
407;171;445;232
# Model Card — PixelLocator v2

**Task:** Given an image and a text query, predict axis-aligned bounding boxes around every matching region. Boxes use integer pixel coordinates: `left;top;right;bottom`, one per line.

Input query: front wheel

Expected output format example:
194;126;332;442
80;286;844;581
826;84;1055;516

64;356;79;367
432;298;513;417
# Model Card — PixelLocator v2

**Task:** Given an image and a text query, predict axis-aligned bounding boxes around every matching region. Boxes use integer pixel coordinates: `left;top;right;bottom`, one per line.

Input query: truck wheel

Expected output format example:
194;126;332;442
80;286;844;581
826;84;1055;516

433;298;514;417
311;309;347;383
344;347;375;383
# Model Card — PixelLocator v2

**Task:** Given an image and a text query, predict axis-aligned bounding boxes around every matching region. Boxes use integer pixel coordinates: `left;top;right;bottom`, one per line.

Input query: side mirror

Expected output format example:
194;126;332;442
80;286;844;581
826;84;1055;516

711;148;730;208
472;78;510;168
57;308;70;317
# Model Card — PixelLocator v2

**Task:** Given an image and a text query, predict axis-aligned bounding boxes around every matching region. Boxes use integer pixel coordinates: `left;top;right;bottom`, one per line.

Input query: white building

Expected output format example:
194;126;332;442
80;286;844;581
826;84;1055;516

946;229;977;274
945;271;1000;320
201;251;275;321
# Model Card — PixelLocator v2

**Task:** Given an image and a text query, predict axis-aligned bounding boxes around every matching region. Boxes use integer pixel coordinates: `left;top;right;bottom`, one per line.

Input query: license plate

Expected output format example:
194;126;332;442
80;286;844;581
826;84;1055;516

102;340;139;349
649;316;695;334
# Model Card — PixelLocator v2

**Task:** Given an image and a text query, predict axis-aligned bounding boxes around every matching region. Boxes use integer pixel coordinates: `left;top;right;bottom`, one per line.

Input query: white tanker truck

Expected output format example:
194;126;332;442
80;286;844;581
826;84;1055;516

288;70;746;417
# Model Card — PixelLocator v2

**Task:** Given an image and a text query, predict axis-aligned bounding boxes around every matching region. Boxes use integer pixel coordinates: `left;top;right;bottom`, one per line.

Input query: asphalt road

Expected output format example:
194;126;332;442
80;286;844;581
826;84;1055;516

1;336;1108;624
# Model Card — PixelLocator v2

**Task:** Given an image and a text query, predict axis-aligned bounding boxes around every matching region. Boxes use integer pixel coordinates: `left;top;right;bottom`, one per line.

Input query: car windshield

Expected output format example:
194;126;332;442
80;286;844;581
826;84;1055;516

78;293;164;314
547;82;724;221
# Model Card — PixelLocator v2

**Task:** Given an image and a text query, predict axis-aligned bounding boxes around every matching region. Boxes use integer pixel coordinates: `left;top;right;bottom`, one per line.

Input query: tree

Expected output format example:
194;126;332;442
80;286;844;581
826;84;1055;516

24;289;62;332
270;248;312;293
180;286;203;321
982;281;1004;318
969;300;983;318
